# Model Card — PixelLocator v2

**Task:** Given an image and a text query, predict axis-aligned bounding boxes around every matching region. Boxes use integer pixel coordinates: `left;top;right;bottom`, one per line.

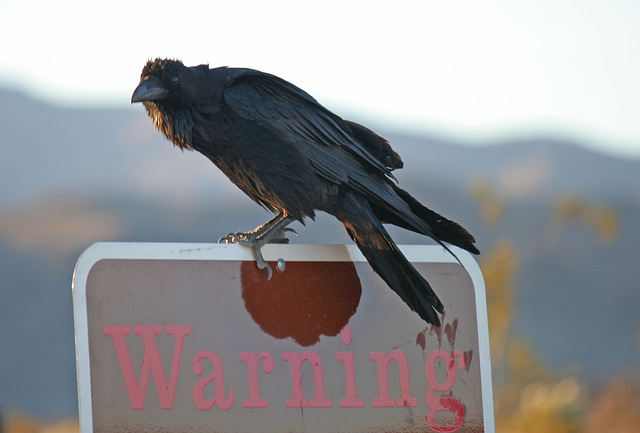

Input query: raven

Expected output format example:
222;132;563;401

132;58;479;326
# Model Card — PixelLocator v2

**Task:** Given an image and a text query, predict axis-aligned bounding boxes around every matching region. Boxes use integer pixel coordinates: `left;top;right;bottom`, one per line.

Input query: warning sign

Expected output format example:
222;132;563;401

73;243;493;432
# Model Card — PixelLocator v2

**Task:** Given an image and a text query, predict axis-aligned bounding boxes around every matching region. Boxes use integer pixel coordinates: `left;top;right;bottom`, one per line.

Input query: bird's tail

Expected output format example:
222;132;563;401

336;194;444;325
371;185;480;256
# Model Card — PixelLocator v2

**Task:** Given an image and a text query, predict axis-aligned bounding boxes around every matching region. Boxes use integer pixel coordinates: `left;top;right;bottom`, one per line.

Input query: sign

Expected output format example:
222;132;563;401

73;243;493;432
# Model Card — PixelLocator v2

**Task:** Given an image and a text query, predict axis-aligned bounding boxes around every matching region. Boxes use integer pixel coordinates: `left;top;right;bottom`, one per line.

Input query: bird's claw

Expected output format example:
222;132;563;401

218;229;291;280
218;233;234;244
284;227;298;236
218;232;273;279
218;227;295;245
254;247;273;281
218;214;295;280
218;232;251;244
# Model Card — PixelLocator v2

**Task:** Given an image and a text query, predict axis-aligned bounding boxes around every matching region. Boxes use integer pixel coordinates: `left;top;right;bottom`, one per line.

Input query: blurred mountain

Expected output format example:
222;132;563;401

1;87;639;419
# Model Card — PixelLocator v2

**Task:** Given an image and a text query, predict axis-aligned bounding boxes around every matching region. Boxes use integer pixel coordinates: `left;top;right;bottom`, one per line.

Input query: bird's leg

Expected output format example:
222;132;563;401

218;212;296;280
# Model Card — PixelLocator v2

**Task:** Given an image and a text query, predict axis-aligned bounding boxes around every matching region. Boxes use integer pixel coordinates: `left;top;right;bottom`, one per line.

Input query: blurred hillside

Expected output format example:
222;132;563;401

1;88;639;431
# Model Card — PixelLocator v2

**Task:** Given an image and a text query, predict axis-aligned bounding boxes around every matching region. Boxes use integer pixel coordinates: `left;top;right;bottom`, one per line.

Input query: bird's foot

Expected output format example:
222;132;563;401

217;226;297;245
218;225;296;280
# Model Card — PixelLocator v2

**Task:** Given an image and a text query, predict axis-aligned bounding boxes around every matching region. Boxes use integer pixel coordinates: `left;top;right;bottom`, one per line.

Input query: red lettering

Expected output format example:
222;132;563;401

369;351;418;407
192;350;234;411
102;323;474;427
335;327;363;408
239;351;273;408
282;351;332;408
103;325;190;410
424;350;466;432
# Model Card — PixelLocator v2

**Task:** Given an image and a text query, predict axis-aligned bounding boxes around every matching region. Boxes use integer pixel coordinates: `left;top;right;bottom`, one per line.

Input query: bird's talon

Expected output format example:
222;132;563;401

218;233;235;244
219;232;255;245
283;227;298;237
253;246;273;280
258;261;273;281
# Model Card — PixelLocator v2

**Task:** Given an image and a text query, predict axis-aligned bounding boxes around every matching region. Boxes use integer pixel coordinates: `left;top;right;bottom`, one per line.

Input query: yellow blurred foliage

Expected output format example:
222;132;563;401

496;378;585;433
470;178;638;432
554;195;618;243
582;380;640;433
479;237;516;370
5;416;79;433
468;175;504;226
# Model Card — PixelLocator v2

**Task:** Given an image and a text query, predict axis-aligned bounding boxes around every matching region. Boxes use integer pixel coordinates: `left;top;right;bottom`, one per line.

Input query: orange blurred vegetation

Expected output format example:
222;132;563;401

5;417;79;433
474;176;639;433
554;195;618;243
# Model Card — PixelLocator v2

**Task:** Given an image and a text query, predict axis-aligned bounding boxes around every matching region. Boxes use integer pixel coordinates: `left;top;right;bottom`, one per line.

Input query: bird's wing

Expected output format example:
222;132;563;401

221;69;443;245
221;70;397;183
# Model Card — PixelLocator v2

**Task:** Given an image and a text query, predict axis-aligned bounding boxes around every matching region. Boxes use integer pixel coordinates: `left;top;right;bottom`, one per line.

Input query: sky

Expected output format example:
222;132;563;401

1;0;640;158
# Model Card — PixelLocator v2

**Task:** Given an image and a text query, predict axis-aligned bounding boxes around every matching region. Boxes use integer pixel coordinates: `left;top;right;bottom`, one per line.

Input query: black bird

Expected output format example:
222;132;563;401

132;58;479;326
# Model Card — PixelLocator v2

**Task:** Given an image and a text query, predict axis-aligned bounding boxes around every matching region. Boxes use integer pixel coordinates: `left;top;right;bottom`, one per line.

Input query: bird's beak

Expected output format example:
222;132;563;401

131;77;168;104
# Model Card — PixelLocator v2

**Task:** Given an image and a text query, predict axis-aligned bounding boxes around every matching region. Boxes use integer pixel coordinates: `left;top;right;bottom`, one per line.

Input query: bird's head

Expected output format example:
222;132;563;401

132;58;210;149
131;58;208;105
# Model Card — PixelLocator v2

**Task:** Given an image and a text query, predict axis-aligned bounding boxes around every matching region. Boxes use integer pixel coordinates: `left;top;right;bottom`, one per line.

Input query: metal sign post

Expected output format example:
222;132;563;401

73;243;493;432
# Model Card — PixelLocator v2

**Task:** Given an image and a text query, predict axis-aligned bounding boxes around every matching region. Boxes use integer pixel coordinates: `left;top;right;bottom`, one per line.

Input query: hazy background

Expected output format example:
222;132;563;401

1;1;639;432
2;0;640;157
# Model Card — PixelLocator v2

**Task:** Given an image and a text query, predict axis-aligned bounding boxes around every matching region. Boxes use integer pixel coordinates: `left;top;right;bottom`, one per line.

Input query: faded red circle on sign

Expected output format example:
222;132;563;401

240;261;362;346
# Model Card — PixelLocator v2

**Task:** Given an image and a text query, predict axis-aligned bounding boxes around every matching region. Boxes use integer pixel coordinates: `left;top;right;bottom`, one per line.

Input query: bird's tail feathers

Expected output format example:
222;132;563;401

375;185;480;256
338;199;444;326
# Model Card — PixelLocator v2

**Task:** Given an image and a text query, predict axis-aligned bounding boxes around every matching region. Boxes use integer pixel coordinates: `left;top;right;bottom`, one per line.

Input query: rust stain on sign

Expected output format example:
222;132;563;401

241;261;362;346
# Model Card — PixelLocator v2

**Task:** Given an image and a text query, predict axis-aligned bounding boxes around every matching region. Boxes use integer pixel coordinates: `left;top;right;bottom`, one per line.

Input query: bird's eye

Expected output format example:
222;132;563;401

170;76;179;83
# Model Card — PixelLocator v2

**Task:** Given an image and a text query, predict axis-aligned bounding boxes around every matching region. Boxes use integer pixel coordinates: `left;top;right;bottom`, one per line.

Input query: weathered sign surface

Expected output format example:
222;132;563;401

73;243;493;432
